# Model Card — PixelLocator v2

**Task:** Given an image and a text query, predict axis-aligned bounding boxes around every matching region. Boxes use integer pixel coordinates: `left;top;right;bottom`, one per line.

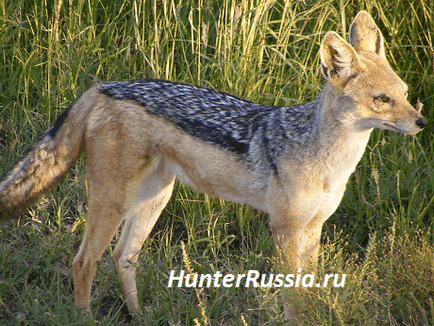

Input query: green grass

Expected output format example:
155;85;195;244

1;0;434;325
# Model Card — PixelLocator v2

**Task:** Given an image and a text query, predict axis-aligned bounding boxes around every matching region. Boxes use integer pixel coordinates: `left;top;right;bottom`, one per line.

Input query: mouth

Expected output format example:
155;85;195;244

382;123;417;135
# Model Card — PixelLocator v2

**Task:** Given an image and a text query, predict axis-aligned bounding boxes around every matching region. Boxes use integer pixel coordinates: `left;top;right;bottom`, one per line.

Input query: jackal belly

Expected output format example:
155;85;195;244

162;145;270;213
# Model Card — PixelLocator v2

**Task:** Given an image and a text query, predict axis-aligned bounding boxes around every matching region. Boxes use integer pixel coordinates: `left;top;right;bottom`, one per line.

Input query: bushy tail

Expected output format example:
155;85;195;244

0;90;93;221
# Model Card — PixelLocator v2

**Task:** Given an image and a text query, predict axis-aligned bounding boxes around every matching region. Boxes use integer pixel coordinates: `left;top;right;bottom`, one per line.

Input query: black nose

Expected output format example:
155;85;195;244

416;117;428;129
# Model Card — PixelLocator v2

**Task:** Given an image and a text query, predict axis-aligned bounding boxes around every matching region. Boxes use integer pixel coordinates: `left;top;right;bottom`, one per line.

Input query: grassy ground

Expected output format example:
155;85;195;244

1;0;433;325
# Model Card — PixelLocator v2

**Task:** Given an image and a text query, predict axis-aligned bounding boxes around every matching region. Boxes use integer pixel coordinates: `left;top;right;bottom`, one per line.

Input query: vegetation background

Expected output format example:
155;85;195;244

0;0;433;325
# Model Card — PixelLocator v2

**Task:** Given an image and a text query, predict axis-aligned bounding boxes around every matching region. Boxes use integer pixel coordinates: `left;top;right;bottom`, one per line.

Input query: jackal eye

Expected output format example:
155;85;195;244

373;95;391;103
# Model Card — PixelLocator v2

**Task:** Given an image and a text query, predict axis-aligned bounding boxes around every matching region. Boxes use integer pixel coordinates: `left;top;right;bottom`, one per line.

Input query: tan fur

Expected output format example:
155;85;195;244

0;11;427;323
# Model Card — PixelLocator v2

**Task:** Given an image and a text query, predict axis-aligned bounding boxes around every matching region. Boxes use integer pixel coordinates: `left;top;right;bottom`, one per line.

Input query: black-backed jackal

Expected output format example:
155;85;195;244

0;11;427;322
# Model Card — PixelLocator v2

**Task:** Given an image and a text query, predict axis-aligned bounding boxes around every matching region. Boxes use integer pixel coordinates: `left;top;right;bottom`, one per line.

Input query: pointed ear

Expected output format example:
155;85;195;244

320;31;361;86
349;11;386;58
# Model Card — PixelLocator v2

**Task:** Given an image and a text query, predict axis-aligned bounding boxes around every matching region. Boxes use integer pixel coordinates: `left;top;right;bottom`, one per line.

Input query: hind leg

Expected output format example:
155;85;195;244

72;180;134;311
112;167;175;314
72;124;155;312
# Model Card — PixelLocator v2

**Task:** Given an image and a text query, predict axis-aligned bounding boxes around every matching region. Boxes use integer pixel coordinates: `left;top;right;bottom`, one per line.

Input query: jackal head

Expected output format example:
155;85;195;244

320;11;427;135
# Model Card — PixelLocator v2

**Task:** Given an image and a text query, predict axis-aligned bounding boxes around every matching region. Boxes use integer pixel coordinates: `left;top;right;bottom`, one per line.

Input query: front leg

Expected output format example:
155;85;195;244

271;215;324;270
270;212;324;320
268;184;348;323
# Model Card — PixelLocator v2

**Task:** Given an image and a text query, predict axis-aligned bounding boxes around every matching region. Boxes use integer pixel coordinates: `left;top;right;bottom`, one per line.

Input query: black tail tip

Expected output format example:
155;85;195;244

0;203;27;223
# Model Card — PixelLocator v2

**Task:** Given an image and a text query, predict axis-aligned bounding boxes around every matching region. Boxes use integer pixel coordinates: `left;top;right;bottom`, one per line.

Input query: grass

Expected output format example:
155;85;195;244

0;0;433;324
